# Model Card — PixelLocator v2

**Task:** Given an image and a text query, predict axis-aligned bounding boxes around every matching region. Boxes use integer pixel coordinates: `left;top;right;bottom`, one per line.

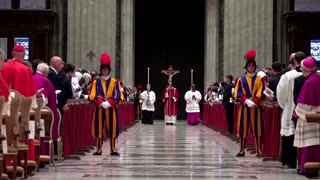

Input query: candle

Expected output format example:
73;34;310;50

147;67;150;84
191;69;193;86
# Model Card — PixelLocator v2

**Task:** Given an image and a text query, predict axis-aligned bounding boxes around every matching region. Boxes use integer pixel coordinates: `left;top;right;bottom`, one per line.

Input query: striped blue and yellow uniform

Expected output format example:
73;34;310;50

89;77;124;139
233;74;266;138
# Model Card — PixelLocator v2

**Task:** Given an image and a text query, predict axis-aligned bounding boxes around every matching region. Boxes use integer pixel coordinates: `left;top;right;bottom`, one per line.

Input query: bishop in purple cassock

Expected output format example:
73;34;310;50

294;57;320;176
33;63;59;143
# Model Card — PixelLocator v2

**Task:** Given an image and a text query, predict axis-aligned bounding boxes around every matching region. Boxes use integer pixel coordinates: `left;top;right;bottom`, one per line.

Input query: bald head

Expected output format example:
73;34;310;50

50;56;62;66
289;53;295;62
50;56;64;72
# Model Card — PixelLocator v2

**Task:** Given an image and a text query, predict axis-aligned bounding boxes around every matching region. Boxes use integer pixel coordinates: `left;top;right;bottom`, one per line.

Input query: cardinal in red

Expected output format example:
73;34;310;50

0;76;9;102
0;49;9;103
1;45;37;97
163;80;179;125
1;45;40;162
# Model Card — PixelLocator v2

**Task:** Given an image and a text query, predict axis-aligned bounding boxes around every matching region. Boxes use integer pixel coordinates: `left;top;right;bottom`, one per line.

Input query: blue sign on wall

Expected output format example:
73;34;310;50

15;37;29;60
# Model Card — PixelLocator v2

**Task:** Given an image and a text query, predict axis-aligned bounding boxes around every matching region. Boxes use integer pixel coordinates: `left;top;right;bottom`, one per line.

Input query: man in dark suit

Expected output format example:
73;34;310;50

59;64;75;100
47;56;67;158
48;56;67;112
267;62;282;101
222;75;234;134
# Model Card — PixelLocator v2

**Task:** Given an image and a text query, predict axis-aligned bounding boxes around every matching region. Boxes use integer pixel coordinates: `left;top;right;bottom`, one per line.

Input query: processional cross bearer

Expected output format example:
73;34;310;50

161;65;180;116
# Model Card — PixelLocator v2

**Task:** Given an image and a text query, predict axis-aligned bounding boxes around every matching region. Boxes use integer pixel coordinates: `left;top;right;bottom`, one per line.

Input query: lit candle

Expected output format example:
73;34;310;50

191;69;193;86
147;67;150;85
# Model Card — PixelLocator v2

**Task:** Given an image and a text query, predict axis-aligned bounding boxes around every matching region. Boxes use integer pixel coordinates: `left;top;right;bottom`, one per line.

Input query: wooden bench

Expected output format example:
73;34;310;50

3;90;23;180
18;94;36;178
30;98;52;171
0;96;9;180
305;162;320;172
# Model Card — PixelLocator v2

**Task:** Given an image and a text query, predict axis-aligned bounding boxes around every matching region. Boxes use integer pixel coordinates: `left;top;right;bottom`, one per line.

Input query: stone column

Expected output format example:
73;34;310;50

120;0;134;88
204;0;219;88
67;0;116;73
278;0;291;64
223;0;273;78
51;0;65;58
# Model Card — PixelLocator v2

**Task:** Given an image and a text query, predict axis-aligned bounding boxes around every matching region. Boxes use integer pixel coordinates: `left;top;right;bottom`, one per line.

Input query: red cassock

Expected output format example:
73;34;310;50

1;59;37;161
1;59;37;97
163;87;179;116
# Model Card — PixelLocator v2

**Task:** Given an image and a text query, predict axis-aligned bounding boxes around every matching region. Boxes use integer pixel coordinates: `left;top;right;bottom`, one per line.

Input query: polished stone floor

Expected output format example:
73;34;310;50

30;121;318;180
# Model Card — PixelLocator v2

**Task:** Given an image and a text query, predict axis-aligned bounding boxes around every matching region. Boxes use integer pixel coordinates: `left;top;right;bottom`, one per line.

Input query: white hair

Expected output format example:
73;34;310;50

0;49;4;59
37;63;49;74
82;72;92;85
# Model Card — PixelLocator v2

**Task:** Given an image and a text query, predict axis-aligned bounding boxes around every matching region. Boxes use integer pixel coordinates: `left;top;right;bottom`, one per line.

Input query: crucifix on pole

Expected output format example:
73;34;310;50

161;65;180;116
161;65;180;84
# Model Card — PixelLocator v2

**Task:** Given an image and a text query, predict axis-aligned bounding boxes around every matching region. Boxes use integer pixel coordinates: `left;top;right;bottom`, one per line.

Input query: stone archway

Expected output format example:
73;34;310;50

134;0;205;120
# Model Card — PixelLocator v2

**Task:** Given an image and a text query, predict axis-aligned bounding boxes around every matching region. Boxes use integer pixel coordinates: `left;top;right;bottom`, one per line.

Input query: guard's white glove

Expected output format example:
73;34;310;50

245;99;256;108
173;97;177;102
165;93;169;98
257;71;267;78
84;95;88;99
100;101;111;109
139;100;143;103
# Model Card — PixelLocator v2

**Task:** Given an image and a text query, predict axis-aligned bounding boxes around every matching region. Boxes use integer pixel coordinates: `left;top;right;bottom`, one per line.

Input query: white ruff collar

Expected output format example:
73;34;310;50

247;73;256;77
101;75;110;81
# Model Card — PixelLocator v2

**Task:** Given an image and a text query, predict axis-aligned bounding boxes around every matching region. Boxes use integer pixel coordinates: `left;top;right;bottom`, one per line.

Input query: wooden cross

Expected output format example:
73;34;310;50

86;50;96;61
161;65;180;83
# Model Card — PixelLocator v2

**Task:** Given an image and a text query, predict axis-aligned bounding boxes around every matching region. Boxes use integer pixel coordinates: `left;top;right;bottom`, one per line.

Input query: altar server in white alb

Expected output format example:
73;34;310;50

140;68;156;124
140;84;156;125
184;84;202;125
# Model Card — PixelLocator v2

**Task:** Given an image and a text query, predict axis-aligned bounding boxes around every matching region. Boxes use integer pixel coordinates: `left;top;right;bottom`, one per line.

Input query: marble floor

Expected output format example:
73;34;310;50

30;121;318;180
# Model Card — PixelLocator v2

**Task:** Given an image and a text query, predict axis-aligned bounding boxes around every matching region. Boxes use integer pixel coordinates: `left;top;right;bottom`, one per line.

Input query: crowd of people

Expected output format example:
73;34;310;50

0;46;127;162
0;45;319;177
202;50;320;177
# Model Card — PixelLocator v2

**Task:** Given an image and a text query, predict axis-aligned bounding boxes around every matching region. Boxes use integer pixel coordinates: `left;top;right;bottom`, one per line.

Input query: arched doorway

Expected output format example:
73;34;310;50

135;0;205;120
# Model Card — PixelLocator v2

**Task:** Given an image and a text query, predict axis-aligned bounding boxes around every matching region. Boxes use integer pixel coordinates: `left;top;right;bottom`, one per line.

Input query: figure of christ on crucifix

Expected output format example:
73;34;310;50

162;66;180;125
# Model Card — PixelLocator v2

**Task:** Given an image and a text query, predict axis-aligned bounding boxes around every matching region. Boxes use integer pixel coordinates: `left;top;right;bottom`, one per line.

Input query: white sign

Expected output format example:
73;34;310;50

40;119;45;137
29;121;35;139
1;125;8;154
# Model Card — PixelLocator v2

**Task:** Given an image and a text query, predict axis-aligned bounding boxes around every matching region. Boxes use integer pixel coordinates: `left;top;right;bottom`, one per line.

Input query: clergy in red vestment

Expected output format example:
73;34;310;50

1;45;42;161
0;49;9;102
1;45;38;97
0;72;9;102
163;79;179;125
0;48;10;116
